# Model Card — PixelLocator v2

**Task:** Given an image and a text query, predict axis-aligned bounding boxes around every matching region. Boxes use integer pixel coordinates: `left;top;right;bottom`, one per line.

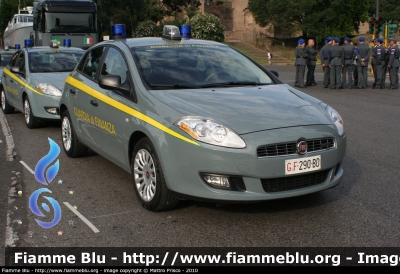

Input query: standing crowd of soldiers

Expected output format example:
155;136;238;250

294;36;400;89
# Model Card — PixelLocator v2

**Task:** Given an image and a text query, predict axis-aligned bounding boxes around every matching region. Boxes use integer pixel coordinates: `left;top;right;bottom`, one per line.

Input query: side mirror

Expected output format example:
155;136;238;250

11;66;22;74
99;75;122;90
269;70;279;78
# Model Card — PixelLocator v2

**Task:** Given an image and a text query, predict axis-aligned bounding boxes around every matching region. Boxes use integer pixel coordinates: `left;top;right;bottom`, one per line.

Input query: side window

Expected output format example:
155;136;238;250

18;53;25;72
79;46;106;80
9;52;20;67
100;47;128;84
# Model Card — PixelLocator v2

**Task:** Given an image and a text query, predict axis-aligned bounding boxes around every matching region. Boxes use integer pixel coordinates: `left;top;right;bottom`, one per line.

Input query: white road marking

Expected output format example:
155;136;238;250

63;202;100;233
19;161;35;175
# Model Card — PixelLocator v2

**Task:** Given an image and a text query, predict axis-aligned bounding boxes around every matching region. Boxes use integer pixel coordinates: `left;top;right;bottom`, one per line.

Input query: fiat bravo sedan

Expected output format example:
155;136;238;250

59;26;346;211
0;42;84;128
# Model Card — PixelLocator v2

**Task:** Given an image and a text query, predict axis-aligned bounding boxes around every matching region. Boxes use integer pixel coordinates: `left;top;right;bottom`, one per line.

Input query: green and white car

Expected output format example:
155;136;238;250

59;26;346;211
0;43;84;128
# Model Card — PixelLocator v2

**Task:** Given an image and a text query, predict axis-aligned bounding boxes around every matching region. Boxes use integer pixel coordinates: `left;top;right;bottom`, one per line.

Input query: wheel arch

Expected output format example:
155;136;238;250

128;131;148;168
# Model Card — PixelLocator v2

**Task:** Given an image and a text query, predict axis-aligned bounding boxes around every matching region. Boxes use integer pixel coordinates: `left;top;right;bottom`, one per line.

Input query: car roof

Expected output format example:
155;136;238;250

95;37;227;48
24;46;85;52
0;49;17;54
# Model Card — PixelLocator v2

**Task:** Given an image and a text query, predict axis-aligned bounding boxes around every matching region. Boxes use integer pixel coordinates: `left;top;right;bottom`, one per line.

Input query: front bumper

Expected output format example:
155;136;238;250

156;124;346;202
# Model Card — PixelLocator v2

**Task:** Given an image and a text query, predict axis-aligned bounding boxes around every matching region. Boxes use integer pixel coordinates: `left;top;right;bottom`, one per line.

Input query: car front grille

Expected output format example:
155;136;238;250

257;138;335;157
261;169;331;192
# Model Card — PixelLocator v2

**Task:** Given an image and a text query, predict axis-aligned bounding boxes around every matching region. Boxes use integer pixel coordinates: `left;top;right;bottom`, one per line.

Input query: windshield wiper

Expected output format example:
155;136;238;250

201;81;259;88
150;84;201;89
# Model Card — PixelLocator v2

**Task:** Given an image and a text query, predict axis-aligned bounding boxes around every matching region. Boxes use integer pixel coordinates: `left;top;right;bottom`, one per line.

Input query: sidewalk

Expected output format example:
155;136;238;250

227;41;291;66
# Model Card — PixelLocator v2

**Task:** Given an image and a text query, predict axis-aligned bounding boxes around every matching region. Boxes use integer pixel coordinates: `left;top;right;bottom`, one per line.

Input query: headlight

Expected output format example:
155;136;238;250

37;83;62;96
175;117;246;148
326;106;344;136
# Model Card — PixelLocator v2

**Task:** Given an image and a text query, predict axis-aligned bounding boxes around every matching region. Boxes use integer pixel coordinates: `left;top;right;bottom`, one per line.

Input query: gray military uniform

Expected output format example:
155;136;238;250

329;45;344;89
342;43;355;88
320;43;331;87
294;46;307;88
371;45;378;87
355;43;370;89
375;44;386;88
388;45;400;89
306;45;317;86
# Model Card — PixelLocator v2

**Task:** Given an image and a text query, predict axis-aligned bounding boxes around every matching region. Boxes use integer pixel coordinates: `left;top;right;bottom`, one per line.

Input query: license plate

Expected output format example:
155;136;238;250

285;155;321;175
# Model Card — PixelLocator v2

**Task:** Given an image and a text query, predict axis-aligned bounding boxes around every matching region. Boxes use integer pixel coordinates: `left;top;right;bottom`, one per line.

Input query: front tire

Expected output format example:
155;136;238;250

24;96;41;128
61;109;88;157
132;137;179;212
1;87;15;114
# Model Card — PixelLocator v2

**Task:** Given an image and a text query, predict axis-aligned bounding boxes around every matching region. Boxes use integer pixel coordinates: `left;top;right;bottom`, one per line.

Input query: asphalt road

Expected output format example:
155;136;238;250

1;66;399;258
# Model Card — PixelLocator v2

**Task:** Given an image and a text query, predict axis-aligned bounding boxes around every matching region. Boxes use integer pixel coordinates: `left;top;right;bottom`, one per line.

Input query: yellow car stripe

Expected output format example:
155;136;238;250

3;68;43;95
66;76;200;146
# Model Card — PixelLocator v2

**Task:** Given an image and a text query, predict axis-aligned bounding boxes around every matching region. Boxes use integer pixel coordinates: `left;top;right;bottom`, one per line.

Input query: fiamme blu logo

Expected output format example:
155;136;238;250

29;138;62;228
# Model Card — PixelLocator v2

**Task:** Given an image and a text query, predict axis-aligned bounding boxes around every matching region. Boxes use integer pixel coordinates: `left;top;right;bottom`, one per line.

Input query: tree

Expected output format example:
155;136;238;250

248;0;370;41
96;0;164;38
369;0;400;23
187;13;224;42
161;0;201;17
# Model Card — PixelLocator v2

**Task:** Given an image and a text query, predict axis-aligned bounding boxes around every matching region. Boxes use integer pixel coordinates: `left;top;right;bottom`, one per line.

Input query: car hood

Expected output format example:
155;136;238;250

31;72;71;92
151;84;332;134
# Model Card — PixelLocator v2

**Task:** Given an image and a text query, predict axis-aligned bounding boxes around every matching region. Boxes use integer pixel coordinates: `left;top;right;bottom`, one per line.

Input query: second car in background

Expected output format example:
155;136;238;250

0;41;84;128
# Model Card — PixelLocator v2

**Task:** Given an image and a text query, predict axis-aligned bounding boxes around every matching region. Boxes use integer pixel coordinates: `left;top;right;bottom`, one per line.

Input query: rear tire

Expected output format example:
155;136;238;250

24;96;41;128
1;87;15;114
131;137;179;212
61;109;88;157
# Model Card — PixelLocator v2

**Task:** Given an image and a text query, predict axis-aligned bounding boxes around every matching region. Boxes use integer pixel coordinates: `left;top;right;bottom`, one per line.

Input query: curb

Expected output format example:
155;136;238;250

0;109;19;248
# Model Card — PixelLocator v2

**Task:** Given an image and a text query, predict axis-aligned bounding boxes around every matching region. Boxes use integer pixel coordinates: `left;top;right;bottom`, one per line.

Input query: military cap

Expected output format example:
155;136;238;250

377;38;383;43
358;36;365;41
298;38;305;44
327;36;333;41
344;37;351;41
334;37;340;42
324;40;328;44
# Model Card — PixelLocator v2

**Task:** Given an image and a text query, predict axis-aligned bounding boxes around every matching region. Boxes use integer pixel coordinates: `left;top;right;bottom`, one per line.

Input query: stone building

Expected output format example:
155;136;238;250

198;0;273;42
198;0;369;42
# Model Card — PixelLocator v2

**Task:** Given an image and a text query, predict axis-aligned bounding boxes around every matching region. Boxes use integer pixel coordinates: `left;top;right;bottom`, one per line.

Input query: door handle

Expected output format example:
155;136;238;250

10;79;13;83
69;89;76;94
90;99;98;106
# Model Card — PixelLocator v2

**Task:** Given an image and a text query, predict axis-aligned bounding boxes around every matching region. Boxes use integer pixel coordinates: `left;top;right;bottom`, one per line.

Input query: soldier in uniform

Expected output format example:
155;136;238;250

350;40;358;86
387;38;399;89
371;38;379;88
355;36;370;89
306;38;317;86
320;37;333;88
375;38;386;89
294;38;307;88
329;37;344;89
341;37;355;88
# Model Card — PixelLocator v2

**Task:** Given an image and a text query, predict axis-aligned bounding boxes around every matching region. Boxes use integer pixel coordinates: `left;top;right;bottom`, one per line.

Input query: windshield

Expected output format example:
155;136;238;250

131;44;273;89
0;53;14;67
29;50;84;73
45;12;96;33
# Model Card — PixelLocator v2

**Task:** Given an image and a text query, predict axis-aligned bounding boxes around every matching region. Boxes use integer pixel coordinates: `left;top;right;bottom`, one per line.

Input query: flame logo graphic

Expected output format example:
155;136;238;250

35;138;60;185
29;138;62;228
29;188;61;228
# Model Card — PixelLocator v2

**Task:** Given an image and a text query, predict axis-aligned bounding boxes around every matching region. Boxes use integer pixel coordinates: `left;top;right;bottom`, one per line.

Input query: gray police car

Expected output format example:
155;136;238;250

0;40;84;128
0;47;16;85
59;25;346;212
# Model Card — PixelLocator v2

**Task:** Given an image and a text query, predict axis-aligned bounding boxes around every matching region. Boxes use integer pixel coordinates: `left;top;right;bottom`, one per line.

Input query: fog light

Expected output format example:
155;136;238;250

45;107;59;115
203;175;230;189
